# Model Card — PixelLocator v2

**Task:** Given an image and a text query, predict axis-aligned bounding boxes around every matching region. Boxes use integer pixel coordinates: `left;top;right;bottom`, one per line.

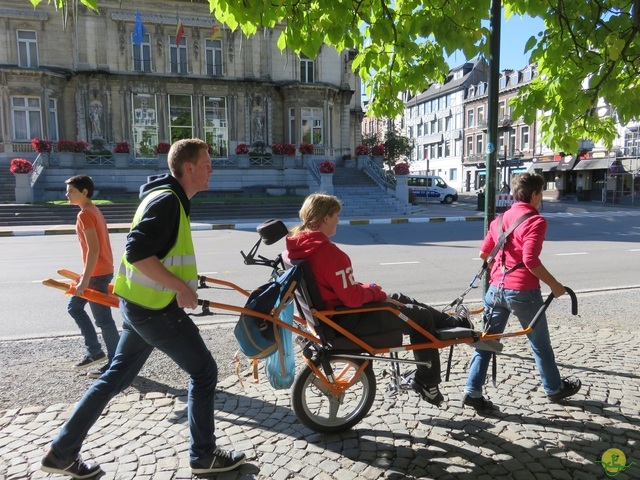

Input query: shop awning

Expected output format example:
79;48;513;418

573;158;615;171
530;162;558;172
557;155;579;171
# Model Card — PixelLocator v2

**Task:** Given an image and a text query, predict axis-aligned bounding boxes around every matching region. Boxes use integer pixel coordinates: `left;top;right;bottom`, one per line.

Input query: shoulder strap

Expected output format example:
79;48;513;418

482;212;535;269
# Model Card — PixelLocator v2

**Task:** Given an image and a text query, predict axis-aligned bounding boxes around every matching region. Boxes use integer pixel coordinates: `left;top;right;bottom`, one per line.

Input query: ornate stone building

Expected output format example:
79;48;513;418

0;0;362;196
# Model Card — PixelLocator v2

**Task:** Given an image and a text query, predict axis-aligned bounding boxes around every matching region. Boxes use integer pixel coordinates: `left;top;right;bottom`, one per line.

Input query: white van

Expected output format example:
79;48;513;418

408;175;459;204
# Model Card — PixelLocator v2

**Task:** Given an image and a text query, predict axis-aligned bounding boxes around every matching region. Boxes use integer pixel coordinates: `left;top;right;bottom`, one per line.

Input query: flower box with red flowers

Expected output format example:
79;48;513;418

9;158;34;174
114;142;130;153
299;143;314;155
318;161;335;174
355;145;370;156
271;143;296;156
74;141;89;153
56;140;76;152
235;143;249;155
155;142;171;154
31;138;52;153
372;144;385;156
393;162;410;175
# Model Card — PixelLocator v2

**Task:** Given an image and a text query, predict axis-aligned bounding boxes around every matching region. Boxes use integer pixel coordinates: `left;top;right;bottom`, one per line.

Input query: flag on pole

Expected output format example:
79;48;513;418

175;14;184;46
132;11;146;46
210;24;222;40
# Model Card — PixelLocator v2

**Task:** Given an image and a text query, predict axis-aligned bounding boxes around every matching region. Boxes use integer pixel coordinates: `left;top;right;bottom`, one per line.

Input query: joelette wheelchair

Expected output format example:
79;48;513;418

44;219;578;434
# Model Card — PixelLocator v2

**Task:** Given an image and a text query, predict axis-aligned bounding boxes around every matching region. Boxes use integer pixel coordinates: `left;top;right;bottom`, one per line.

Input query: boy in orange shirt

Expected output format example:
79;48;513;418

65;175;120;378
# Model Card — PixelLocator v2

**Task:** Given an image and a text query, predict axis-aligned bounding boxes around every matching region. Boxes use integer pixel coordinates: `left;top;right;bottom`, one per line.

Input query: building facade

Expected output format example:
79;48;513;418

462;64;537;193
0;0;362;167
403;59;488;192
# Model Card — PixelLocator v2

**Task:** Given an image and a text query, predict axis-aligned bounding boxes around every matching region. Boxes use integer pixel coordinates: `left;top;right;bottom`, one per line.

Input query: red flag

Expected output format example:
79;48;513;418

175;15;184;46
211;24;221;40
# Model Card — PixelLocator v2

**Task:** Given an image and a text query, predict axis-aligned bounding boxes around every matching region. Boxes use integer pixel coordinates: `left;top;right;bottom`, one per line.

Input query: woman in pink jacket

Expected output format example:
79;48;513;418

286;193;470;407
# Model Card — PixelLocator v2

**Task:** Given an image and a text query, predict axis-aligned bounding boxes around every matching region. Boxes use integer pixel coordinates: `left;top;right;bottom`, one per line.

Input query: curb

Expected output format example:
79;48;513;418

0;215;486;237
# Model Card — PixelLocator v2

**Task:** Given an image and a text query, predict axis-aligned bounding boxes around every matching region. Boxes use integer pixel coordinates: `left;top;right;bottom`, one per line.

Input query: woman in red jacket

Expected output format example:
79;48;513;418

286;193;470;407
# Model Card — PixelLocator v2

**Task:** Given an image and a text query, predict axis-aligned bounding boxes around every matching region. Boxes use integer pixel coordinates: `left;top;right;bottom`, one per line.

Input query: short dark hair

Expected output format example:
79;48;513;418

511;172;544;203
65;174;95;198
167;139;209;178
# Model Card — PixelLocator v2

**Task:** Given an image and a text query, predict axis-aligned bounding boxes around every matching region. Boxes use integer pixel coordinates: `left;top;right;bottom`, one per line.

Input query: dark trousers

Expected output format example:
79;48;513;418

335;293;455;386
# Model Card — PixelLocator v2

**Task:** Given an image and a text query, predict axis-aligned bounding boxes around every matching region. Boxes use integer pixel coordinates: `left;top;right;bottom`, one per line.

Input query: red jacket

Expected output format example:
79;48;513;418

285;231;387;309
480;201;545;290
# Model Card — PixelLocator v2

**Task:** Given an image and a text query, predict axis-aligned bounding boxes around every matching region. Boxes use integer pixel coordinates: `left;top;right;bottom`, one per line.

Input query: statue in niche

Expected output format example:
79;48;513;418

90;102;103;138
254;113;264;142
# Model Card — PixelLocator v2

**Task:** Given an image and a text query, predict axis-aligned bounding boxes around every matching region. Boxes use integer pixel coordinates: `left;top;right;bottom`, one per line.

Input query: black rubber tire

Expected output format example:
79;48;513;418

291;357;376;433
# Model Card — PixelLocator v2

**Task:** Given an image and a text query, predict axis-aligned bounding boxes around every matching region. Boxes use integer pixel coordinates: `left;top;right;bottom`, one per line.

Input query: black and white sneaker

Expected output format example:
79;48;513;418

190;448;246;475
74;352;106;369
87;363;109;379
411;380;444;407
41;449;101;479
548;377;581;402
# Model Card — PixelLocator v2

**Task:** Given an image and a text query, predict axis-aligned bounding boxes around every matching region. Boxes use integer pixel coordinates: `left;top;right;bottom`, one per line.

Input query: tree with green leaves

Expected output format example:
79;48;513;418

33;0;640;152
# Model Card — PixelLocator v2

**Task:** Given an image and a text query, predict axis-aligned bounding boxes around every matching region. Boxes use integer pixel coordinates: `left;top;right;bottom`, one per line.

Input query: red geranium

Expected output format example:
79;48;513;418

9;158;34;174
299;143;314;155
355;145;369;156
393;162;410;175
156;142;171;154
271;143;296;156
56;140;76;152
318;160;335;173
372;144;385;156
235;143;249;154
114;142;130;153
31;138;52;153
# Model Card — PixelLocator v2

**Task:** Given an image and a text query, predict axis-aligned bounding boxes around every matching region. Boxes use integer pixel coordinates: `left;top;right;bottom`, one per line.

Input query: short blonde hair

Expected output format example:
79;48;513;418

289;193;342;237
168;139;209;178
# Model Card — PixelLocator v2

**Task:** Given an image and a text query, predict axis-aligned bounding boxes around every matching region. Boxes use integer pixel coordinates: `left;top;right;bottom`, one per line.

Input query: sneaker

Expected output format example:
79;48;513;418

548;377;581;402
87;363;109;379
411;380;444;407
190;448;246;474
74;352;106;369
41;449;101;479
462;394;494;412
454;304;473;329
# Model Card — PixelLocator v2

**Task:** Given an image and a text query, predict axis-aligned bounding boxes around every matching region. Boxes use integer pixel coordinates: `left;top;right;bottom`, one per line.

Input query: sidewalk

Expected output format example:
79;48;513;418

2;194;640;237
2;291;639;479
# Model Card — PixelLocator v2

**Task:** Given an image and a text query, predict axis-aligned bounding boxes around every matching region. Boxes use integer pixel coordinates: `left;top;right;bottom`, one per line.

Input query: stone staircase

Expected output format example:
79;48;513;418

0;159;16;203
332;167;417;217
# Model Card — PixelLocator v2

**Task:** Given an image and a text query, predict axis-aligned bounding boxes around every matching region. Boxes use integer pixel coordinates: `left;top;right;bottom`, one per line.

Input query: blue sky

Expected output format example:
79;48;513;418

446;14;546;71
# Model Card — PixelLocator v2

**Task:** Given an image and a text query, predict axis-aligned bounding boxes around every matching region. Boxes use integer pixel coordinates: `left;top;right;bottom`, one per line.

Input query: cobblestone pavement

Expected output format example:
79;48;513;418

1;291;639;480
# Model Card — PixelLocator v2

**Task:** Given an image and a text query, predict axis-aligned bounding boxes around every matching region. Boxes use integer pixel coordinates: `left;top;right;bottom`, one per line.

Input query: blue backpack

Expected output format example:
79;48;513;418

234;266;301;360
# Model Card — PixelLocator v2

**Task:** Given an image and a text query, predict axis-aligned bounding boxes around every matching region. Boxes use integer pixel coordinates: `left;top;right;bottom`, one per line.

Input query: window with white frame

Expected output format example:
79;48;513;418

168;94;193;142
509;129;516;155
467;109;474;127
300;54;314;83
499;101;506;119
301;107;322;145
132;33;152;72
476;134;484;155
478;82;485;95
521;126;530;150
205;39;223;76
289;108;296;144
466;136;473;155
444;140;451;157
11;96;42;141
132;93;158;157
450;168;458;181
17;30;38;68
499;132;505;153
203;96;228;157
169;36;188;74
499;75;507;88
468;86;475;98
477;106;485;124
48;99;59;141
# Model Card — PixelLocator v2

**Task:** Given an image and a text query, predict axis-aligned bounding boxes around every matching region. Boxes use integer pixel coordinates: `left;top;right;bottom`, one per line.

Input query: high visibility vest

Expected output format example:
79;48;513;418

114;189;198;309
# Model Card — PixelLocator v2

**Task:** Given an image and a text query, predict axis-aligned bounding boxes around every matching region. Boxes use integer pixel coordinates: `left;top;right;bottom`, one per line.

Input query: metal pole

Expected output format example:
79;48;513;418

483;0;501;292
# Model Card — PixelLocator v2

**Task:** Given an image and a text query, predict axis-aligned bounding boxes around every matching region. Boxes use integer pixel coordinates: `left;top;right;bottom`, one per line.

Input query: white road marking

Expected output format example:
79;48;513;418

555;252;589;256
380;261;420;265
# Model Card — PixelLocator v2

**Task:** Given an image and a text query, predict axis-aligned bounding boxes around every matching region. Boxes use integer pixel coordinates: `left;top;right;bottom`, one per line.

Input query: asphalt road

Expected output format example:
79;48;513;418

1;214;639;340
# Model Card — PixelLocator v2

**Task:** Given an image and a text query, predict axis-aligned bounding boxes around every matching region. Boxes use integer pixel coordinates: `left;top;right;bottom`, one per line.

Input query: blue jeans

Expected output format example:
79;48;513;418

67;274;120;361
51;302;218;463
464;285;563;397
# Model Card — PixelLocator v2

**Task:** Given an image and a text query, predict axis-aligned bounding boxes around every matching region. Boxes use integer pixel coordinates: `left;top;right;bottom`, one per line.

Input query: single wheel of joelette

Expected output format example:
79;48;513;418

291;357;376;433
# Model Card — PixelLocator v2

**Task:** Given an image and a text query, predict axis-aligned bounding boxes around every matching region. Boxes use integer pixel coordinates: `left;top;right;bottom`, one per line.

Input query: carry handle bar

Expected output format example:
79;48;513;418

529;286;578;331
